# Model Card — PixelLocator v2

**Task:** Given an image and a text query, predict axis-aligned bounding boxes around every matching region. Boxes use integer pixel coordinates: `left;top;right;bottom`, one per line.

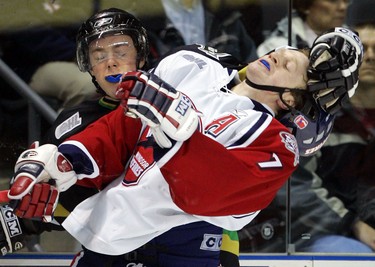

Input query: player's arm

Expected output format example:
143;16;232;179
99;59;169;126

7;109;142;220
7;69;196;221
116;70;199;148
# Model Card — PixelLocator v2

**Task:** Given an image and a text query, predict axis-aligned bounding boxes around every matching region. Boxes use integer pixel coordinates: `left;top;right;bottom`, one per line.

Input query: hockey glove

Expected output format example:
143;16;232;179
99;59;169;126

116;71;199;148
8;142;77;222
0;205;25;255
307;27;364;114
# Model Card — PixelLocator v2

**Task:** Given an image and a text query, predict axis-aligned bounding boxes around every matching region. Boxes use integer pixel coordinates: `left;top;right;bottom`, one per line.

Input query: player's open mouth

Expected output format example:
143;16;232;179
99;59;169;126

105;74;122;83
260;59;270;71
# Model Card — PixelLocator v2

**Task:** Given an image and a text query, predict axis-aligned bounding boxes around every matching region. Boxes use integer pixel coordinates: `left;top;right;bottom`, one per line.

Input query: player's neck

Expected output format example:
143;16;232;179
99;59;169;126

232;82;279;114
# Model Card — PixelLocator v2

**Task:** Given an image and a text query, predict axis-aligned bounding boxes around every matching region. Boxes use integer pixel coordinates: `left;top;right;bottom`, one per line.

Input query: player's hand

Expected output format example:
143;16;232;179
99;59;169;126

307;27;364;114
352;220;375;251
9;179;59;222
116;71;199;148
8;142;77;222
0;205;25;255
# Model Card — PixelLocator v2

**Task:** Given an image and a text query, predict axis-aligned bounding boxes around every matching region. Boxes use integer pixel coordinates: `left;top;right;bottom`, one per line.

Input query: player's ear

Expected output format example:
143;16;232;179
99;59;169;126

138;59;146;69
280;91;296;108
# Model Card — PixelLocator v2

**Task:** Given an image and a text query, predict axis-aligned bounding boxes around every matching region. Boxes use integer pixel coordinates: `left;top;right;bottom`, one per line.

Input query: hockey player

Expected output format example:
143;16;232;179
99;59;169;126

0;8;239;266
2;9;363;267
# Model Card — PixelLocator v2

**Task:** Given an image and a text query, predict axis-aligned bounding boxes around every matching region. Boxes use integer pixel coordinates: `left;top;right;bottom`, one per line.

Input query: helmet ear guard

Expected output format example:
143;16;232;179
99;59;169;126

279;98;335;157
245;79;335;157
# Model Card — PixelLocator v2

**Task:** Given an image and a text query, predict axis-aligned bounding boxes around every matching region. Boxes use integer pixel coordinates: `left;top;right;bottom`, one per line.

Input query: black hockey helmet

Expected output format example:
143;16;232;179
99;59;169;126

76;8;149;72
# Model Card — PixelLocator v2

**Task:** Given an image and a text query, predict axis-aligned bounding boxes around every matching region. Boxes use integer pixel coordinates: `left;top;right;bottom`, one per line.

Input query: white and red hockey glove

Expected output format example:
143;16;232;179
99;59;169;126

116;71;199;148
8;142;77;222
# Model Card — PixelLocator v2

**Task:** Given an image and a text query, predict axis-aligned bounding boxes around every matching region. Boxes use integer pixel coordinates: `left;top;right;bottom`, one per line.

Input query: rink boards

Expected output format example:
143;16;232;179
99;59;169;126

1;254;375;266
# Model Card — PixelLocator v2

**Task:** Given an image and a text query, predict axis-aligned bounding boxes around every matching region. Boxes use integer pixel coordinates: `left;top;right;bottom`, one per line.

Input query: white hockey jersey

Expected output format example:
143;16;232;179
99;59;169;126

61;45;299;255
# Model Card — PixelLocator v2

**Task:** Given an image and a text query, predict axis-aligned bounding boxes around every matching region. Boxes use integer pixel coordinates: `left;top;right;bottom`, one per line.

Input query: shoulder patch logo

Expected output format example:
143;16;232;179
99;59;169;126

55;112;82;139
280;131;299;166
197;44;231;60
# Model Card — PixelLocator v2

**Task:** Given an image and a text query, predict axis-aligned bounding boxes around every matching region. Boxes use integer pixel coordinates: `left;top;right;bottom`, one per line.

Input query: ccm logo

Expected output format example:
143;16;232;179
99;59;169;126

3;207;22;237
175;95;192;116
200;234;222;251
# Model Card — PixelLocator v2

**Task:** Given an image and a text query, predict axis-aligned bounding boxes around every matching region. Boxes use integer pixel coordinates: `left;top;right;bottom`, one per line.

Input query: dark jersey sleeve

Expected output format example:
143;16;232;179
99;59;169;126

41;98;119;224
43;97;119;145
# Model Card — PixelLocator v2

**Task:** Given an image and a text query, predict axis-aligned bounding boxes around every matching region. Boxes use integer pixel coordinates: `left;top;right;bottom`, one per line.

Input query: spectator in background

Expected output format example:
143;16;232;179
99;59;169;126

144;0;258;64
257;0;350;56
0;26;98;112
295;21;375;253
322;20;375;251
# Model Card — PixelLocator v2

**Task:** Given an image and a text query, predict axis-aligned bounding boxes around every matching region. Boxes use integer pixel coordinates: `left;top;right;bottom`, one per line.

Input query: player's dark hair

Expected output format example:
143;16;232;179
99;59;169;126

293;0;315;20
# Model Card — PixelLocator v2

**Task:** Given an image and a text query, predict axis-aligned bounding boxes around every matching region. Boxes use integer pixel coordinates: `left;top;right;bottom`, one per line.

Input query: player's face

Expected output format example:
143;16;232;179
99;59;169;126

356;26;375;86
88;34;139;99
247;48;309;91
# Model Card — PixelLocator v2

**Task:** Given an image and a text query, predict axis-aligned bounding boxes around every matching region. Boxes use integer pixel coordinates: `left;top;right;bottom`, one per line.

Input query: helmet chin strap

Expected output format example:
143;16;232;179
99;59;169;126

245;77;289;93
245;77;302;112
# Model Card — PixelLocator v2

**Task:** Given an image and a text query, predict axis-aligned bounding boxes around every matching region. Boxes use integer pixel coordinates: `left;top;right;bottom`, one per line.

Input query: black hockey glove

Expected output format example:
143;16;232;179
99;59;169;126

307;27;363;115
116;71;199;148
0;205;25;255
